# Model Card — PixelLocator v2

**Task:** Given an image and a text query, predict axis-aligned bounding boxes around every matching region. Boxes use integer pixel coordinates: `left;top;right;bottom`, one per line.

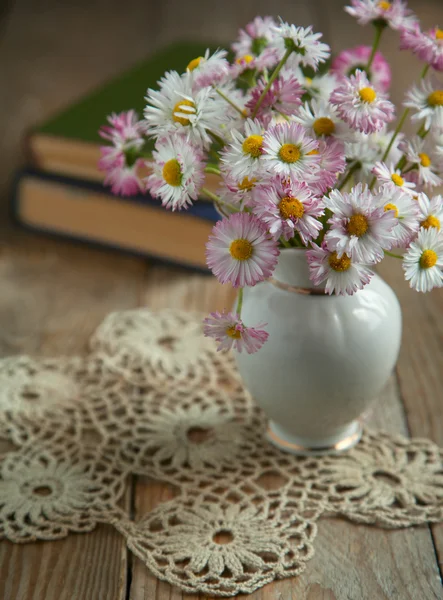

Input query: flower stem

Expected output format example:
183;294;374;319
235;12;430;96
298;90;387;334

236;287;244;316
208;130;226;147
338;162;360;190
201;187;240;213
384;250;403;259
204;165;221;176
251;47;292;119
367;23;384;70
421;64;430;79
280;237;292;248
215;87;245;117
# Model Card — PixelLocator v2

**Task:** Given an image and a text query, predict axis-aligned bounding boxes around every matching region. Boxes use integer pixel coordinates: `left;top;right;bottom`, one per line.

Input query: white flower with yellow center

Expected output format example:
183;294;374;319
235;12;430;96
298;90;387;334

186;48;229;89
325;183;397;264
271;21;330;70
402;137;443;188
375;185;420;247
372;161;416;194
293;100;356;142
404;77;443;131
144;70;228;148
403;227;443;292
221;119;265;180
262;122;320;178
146;135;205;210
417;193;443;231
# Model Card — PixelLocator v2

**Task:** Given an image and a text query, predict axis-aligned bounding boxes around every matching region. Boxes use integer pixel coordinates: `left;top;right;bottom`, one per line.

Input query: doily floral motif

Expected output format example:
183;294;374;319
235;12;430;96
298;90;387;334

0;308;441;596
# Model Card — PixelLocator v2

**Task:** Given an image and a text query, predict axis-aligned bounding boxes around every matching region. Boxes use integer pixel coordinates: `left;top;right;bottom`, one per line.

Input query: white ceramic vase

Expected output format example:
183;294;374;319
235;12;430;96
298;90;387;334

234;248;402;455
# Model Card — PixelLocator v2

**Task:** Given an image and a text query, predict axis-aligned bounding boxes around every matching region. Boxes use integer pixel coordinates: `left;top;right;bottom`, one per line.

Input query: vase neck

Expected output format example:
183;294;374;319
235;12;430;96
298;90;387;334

272;248;326;291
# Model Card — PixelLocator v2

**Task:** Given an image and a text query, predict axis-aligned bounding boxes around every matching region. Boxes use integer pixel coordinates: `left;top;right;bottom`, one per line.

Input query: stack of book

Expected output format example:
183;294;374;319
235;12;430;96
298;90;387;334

14;42;220;271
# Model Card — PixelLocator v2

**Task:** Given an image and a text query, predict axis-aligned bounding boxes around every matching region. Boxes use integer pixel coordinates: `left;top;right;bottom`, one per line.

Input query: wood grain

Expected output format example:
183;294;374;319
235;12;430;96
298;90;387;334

0;233;146;600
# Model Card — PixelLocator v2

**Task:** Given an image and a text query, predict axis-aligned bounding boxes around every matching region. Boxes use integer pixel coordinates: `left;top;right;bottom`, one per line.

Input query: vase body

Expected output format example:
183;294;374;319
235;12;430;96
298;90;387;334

234;248;402;455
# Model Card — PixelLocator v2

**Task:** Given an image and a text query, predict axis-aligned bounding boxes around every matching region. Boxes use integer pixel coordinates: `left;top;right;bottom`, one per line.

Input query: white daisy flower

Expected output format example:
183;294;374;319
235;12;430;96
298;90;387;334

401;137;443;189
368;128;404;166
372;161;416;194
144;70;228;148
186;48;230;89
404;77;443;131
220;118;265;181
375;185;420;247
146;135;205;210
417;193;443;231
345;138;381;177
293;100;356;142
403;227;443;292
307;242;374;295
271;21;330;70
262;122;320;178
325;183;397;264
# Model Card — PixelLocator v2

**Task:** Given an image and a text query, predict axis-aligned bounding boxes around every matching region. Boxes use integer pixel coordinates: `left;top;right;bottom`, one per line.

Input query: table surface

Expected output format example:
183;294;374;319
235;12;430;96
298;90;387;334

0;0;442;597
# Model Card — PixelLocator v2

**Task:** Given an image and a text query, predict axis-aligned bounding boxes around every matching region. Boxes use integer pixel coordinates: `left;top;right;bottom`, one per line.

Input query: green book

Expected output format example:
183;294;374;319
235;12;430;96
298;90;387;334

27;41;218;183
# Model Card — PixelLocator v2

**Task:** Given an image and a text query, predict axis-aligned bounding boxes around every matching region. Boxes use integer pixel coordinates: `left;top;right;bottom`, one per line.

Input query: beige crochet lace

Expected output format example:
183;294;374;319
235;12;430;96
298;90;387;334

0;309;442;596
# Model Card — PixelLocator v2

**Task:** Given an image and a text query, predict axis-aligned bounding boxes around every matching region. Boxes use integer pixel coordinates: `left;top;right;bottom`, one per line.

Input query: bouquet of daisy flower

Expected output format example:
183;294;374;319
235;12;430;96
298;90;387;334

99;0;443;354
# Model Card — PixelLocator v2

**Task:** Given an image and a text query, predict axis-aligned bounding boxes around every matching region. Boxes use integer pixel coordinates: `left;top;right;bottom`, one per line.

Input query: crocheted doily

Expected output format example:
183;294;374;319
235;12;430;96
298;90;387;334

0;309;442;596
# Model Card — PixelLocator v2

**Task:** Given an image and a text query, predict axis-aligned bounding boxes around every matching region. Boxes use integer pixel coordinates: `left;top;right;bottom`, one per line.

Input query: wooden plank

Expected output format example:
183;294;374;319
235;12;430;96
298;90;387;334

378;258;443;580
130;265;442;600
0;234;147;600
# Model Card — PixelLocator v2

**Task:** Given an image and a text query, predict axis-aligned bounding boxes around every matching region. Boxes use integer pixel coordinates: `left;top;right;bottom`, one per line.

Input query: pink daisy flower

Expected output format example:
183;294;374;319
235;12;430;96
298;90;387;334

400;25;443;72
324;183;397;264
245;74;303;126
271;22;330;70
345;0;417;31
99;110;146;196
372;161;416;194
331;46;391;93
252;178;324;243
218;167;260;209
400;137;443;188
206;213;279;287
232;16;278;60
186;49;230;89
307;242;374;295
203;311;268;353
146;135;205;210
310;139;347;192
330;70;395;134
375;185;420;247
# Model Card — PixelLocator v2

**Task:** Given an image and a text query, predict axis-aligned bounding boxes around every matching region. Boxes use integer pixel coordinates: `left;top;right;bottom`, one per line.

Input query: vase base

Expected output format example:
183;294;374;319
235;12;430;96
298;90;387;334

267;420;363;456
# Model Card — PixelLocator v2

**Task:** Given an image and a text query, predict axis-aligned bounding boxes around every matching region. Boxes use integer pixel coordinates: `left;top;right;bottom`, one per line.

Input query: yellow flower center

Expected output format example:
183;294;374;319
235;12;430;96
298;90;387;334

226;326;242;339
378;1;391;10
384;203;399;217
435;29;443;40
359;87;377;103
420;249;438;269
229;238;253;261
313;117;336;136
305;76;313;85
162;159;182;186
428;90;443;106
307;149;319;155
279;196;305;220
238;176;257;191
419;152;431;167
347;214;369;237
278;143;301;163
173;99;196;126
391;173;404;187
242;135;263;158
328;251;352;272
421;215;441;229
236;54;254;65
187;57;203;71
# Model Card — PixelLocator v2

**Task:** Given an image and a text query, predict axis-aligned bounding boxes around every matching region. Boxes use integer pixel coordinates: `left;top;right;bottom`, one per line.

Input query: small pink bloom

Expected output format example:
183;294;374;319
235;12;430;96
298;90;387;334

245;74;303;126
206;212;279;288
232;16;278;60
345;0;417;32
203;311;268;353
330;70;395;134
309;139;347;193
331;46;391;92
400;25;443;72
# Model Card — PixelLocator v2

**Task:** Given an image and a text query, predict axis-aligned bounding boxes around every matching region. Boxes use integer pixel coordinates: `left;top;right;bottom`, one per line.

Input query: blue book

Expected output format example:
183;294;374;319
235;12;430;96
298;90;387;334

12;169;219;272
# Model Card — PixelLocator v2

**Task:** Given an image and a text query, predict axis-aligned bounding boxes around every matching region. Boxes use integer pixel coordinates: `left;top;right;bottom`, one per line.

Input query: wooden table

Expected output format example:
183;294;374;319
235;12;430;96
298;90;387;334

0;229;441;600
